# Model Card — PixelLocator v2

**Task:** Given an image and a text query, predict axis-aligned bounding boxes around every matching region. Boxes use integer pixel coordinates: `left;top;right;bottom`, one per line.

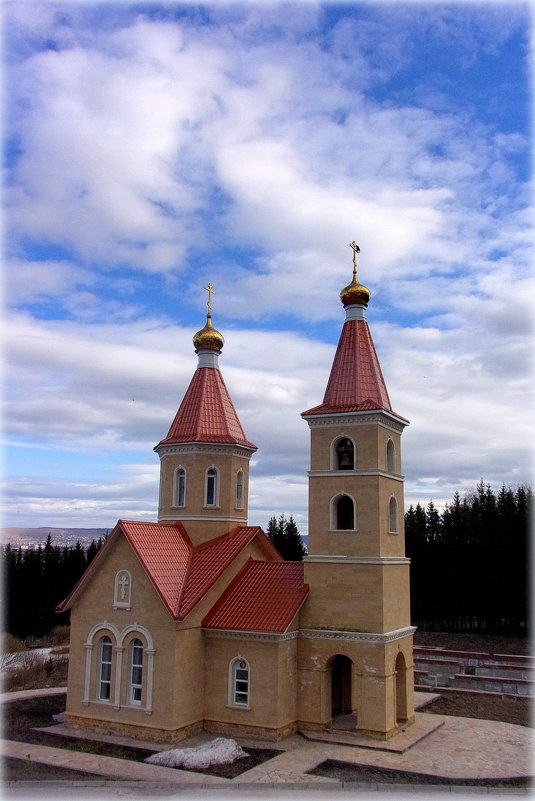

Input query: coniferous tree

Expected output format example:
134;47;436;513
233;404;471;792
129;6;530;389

266;514;306;561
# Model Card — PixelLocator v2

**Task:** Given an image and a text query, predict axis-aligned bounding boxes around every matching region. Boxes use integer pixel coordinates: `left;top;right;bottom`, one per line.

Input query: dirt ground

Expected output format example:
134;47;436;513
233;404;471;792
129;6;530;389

414;630;531;654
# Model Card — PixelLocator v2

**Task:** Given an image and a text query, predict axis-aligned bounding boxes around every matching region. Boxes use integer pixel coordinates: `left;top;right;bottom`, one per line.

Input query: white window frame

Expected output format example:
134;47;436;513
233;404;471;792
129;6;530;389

388;496;399;534
129;638;144;706
235;469;244;510
229;657;250;708
329;493;357;531
98;636;113;702
205;466;219;507
174;466;186;507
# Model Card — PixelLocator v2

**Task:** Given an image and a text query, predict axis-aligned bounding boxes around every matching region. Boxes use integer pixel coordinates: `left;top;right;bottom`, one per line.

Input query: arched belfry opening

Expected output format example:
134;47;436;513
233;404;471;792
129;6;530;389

335;437;354;470
334;494;355;530
331;654;352;718
395;652;408;723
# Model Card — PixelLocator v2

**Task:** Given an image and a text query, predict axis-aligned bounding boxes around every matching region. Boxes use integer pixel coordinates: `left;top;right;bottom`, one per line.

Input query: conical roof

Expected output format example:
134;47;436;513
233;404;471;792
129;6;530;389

157;366;257;449
302;318;397;417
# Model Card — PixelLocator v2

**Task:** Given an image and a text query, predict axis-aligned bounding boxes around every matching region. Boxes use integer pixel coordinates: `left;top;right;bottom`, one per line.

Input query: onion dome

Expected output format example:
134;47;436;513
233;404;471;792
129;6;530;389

340;241;371;308
193;313;225;352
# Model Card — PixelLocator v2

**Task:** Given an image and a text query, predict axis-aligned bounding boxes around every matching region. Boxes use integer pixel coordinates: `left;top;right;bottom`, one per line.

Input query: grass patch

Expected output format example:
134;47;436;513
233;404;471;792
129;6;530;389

308;759;532;787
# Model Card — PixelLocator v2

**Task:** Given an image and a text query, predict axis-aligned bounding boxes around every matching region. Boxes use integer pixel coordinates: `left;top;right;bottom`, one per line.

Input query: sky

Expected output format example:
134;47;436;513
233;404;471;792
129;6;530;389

3;0;533;536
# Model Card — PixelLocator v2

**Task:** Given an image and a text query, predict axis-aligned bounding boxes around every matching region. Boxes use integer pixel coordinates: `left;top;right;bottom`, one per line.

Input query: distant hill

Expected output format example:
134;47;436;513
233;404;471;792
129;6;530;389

1;527;111;548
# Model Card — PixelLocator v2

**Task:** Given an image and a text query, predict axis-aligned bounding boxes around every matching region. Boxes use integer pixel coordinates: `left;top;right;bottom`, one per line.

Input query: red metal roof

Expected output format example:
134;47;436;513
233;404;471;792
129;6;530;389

158;367;256;449
302;319;403;418
57;522;282;621
202;560;308;633
178;526;282;618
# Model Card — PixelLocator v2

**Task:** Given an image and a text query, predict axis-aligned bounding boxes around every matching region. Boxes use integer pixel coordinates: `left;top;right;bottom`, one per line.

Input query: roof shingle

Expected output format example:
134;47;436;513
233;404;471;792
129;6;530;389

202;560;308;633
302;319;405;419
158;367;256;449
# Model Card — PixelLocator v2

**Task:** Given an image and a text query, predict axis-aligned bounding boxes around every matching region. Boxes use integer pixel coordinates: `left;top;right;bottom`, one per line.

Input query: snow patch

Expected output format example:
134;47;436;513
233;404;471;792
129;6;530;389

144;737;249;769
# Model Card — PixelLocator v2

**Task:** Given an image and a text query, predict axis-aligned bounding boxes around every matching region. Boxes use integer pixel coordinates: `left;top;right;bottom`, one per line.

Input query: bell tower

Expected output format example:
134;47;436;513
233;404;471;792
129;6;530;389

297;245;415;739
154;285;257;545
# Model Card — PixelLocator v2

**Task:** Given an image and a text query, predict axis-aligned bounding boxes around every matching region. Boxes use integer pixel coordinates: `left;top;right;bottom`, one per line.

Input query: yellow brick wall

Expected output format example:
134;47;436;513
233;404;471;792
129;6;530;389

158;449;251;543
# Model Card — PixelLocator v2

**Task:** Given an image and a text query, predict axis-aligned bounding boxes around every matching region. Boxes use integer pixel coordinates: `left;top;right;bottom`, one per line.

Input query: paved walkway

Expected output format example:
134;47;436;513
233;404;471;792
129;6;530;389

2;688;533;795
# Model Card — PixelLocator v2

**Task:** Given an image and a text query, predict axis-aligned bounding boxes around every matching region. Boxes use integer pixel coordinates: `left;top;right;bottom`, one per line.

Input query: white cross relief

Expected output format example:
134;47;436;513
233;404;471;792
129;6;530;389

118;574;129;600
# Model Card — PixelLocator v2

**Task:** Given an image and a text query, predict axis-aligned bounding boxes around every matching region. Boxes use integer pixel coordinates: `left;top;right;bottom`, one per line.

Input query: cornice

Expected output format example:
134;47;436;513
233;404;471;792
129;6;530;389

304;555;410;565
156;443;254;459
305;411;407;434
158;515;247;523
204;629;299;642
308;469;404;482
300;626;416;644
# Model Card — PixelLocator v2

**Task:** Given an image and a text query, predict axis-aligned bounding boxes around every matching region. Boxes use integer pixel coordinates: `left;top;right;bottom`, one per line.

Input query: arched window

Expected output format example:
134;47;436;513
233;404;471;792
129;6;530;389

386;440;395;473
129;638;144;706
229;657;249;707
334;437;354;470
334;495;355;530
98;636;112;701
389;496;398;533
175;467;186;507
205;467;218;506
235;470;244;509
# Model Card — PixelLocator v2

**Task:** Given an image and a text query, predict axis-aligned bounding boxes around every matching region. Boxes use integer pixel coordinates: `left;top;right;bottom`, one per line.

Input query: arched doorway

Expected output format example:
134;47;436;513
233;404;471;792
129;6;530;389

395;652;407;723
331;655;352;717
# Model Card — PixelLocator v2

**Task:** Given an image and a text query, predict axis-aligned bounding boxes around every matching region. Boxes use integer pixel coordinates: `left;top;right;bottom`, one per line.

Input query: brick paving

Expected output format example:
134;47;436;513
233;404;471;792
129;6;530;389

2;689;533;793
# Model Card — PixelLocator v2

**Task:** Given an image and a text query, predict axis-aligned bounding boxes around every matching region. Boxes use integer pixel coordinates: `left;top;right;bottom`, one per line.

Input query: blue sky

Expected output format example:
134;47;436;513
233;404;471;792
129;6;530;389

4;1;533;534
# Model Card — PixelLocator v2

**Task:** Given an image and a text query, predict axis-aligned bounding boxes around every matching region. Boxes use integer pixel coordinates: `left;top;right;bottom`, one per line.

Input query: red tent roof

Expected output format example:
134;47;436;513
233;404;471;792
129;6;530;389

302;319;405;420
203;560;308;633
57;522;281;620
157;367;256;449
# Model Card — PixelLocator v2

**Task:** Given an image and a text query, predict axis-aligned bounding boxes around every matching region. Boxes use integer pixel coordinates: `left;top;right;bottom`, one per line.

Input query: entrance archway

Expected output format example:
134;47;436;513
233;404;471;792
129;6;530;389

331;654;352;717
395;652;408;723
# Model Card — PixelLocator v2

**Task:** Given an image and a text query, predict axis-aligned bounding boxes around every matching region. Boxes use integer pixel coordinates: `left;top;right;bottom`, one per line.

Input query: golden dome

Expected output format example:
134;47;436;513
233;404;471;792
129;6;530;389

340;275;371;308
193;314;225;352
341;241;371;307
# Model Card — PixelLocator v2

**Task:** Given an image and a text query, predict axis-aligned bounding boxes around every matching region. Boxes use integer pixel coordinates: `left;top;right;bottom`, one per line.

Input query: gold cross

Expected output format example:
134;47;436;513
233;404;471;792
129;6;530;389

203;282;216;314
349;241;360;271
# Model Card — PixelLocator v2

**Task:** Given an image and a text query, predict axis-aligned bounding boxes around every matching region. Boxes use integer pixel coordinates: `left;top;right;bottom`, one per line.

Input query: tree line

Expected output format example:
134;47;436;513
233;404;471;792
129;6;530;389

2;535;103;640
2;484;529;641
406;482;531;635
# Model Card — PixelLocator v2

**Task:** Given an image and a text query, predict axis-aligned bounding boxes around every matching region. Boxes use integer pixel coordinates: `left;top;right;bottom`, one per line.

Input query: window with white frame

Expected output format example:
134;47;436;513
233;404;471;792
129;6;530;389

235;469;244;509
129;638;143;705
205;467;218;506
230;657;249;707
389;496;398;533
98;636;112;701
175;467;186;507
386;440;395;473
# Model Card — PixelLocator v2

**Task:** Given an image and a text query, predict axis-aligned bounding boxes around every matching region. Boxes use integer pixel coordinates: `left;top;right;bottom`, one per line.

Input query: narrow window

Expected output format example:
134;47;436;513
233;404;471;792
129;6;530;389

236;470;244;509
386;440;395;473
206;467;217;506
98;636;112;701
389;496;398;533
335;437;354;470
175;467;186;507
231;658;249;706
336;495;355;530
130;638;143;705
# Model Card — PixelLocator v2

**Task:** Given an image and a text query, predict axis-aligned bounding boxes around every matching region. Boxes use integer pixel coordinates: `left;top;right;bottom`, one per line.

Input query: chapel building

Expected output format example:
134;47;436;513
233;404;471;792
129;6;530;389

58;249;415;742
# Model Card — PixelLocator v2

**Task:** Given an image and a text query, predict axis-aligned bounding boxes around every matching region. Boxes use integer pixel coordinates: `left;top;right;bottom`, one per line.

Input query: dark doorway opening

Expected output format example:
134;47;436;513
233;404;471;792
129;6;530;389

331;654;352;717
